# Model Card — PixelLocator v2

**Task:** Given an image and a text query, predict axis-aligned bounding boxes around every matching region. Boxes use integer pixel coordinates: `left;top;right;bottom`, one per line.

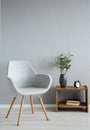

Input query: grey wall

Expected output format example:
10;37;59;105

0;0;1;93
0;0;1;50
1;0;90;104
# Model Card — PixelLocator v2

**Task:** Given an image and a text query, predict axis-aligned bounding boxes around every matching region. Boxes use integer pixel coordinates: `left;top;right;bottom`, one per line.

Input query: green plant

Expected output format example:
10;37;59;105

54;52;73;74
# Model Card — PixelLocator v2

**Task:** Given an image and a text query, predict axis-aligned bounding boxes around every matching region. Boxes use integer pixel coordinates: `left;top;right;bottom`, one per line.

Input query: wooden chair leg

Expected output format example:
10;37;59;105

17;96;24;126
30;96;34;114
39;97;49;120
6;96;16;118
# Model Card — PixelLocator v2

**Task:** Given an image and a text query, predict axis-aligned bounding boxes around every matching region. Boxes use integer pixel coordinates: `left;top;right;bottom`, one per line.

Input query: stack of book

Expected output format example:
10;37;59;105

66;100;80;106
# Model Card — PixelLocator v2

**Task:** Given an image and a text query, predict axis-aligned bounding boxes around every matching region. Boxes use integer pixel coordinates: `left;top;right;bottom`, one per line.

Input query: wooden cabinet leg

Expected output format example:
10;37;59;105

56;104;58;112
86;87;88;112
56;88;58;112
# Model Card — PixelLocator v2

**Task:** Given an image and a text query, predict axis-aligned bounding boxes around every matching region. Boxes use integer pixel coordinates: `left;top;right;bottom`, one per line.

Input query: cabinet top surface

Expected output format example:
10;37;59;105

56;85;88;90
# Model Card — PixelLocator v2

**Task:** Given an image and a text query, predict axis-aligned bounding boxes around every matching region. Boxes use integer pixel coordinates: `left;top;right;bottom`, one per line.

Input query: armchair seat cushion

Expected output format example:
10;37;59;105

19;87;46;95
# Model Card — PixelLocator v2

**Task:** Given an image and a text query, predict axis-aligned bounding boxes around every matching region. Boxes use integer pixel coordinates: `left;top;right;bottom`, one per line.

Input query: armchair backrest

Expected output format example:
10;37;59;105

8;61;36;88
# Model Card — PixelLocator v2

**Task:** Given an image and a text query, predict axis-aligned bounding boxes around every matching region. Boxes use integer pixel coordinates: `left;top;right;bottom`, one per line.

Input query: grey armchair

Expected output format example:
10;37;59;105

6;60;52;126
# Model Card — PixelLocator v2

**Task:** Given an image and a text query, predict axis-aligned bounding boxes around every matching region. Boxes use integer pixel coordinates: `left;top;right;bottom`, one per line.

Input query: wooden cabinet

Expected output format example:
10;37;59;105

56;85;88;112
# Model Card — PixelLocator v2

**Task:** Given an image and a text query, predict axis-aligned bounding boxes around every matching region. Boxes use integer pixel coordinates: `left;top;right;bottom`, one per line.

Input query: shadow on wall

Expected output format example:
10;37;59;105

34;56;56;72
41;86;56;104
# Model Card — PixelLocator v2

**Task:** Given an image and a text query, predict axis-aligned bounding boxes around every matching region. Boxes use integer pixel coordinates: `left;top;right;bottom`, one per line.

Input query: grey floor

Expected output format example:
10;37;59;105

0;106;90;130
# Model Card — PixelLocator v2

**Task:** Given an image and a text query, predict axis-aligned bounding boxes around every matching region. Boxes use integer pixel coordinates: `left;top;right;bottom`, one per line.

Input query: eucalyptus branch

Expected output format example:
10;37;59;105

54;53;73;74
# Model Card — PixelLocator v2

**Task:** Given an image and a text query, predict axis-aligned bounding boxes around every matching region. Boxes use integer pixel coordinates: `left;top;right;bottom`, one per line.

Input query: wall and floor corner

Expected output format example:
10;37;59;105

0;0;90;105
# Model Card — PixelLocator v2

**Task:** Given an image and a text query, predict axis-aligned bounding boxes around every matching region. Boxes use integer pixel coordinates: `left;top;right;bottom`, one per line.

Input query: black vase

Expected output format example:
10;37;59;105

59;74;67;88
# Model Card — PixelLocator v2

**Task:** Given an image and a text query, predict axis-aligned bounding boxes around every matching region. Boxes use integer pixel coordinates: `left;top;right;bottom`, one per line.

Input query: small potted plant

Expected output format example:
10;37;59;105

54;52;73;87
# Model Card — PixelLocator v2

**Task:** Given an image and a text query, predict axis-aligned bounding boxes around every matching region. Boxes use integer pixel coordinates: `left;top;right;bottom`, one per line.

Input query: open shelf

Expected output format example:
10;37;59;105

56;86;88;112
58;103;87;109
